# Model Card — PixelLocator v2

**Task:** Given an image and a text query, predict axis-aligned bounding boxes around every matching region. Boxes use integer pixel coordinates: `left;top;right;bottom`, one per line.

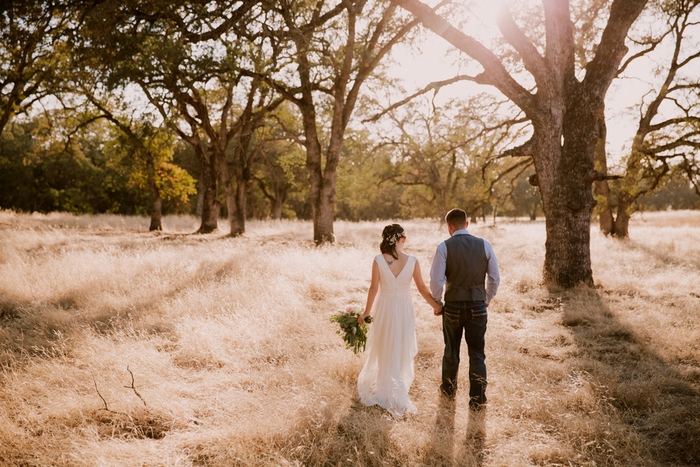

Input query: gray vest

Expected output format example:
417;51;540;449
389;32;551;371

444;234;488;302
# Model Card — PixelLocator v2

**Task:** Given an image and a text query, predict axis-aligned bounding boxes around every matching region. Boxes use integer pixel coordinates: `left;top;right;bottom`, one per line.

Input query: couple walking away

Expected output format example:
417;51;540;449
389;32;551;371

357;208;500;418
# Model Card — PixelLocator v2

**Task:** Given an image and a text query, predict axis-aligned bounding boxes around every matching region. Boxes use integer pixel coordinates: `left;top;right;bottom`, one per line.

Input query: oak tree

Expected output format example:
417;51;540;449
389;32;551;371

393;0;649;287
0;0;80;133
251;0;420;243
596;0;700;237
77;0;266;234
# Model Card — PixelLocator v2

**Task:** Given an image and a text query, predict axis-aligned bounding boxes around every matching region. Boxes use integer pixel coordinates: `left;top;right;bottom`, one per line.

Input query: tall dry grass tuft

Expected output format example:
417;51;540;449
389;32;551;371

0;211;699;466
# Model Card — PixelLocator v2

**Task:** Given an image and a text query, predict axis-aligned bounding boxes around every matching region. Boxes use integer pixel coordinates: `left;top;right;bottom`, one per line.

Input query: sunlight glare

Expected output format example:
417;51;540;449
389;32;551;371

469;0;508;27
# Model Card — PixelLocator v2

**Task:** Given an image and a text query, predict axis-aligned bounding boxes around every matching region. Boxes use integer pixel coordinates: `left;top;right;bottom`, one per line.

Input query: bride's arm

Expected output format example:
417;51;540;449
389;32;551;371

413;260;442;314
358;260;380;325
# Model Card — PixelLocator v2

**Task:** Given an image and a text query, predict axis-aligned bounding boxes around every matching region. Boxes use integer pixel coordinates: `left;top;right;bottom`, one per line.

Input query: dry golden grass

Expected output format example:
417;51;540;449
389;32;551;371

1;209;699;467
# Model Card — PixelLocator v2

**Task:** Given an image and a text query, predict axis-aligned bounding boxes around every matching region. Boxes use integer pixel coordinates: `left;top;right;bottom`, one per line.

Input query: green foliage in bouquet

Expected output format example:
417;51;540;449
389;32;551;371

330;305;372;355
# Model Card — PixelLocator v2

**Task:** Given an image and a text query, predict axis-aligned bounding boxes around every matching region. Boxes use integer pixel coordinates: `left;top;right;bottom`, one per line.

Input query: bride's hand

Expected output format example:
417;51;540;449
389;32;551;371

358;313;369;325
433;304;443;316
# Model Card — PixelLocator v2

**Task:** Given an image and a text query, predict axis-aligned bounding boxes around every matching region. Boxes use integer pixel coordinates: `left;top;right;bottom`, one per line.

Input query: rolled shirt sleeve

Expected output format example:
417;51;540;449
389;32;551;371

429;241;447;303
484;239;500;305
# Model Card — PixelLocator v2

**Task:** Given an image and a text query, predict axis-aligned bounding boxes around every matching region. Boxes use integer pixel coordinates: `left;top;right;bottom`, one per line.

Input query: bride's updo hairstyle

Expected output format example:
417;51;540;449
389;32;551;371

380;224;406;260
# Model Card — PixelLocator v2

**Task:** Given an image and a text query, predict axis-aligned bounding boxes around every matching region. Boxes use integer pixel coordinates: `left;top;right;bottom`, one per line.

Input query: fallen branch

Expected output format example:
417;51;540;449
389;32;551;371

93;376;130;417
124;366;147;407
94;378;110;411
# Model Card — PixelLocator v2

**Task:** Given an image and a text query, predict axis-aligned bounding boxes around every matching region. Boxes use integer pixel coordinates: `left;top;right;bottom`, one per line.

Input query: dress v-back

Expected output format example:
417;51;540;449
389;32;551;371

357;254;418;418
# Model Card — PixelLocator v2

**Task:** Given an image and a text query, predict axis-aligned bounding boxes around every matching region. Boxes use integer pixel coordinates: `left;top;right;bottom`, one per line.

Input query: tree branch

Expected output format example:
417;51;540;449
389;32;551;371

94;378;110;411
346;10;421;127
363;75;479;122
648;116;700;132
496;7;547;81
486;158;533;190
124;366;147;407
478;136;536;185
584;0;650;96
240;69;302;106
617;28;673;75
390;0;537;115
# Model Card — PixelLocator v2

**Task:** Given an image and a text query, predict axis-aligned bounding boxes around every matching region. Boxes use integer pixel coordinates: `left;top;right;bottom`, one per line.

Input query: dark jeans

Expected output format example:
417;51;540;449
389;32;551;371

440;300;488;407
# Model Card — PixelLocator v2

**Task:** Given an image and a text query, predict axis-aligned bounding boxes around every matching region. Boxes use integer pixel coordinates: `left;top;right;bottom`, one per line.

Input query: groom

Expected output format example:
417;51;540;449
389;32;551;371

430;208;500;410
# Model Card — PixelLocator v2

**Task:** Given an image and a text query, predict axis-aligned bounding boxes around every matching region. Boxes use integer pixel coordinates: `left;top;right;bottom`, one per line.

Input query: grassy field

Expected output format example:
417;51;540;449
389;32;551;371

1;210;699;467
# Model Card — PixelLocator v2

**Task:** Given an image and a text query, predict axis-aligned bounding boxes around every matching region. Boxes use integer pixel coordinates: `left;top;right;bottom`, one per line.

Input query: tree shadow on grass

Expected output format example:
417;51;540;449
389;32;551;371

618;237;700;271
0;224;315;368
557;288;700;466
0;254;246;365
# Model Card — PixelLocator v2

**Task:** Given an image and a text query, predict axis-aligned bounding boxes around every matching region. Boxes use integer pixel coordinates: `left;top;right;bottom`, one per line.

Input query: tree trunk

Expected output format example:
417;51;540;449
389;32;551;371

232;177;246;236
196;145;220;234
608;133;669;239
612;199;632;238
529;194;539;220
199;179;220;233
218;152;243;237
594;179;614;234
592;115;614;235
146;157;163;231
541;195;594;287
313;177;336;243
257;178;287;220
270;186;287;220
312;107;345;244
310;154;337;244
149;193;163;231
535;97;596;287
196;179;204;218
271;198;284;220
300;99;332;244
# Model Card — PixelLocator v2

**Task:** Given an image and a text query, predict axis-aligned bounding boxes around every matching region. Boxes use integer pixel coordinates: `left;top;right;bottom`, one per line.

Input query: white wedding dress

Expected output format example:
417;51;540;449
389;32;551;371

357;254;418;418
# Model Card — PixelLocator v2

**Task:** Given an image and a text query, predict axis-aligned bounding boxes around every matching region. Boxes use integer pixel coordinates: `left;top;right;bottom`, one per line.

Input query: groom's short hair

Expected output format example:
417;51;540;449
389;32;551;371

445;208;467;228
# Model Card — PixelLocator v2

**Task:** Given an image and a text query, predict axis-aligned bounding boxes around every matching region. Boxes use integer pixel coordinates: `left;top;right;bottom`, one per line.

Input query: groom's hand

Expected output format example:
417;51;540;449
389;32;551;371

432;299;444;316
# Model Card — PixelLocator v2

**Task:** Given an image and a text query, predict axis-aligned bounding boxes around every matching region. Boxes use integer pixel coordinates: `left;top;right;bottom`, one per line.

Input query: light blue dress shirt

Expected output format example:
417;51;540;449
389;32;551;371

429;229;500;305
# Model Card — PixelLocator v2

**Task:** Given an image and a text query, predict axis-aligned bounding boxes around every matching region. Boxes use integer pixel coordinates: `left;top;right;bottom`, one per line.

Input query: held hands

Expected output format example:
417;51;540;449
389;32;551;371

431;299;443;316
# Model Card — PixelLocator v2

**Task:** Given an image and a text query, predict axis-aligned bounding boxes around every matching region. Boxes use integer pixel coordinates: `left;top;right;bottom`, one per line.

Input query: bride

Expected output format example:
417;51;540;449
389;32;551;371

357;224;442;418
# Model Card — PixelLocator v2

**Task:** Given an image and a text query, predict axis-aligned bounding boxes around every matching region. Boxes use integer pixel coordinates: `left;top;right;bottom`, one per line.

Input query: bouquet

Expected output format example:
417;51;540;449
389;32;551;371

329;305;373;355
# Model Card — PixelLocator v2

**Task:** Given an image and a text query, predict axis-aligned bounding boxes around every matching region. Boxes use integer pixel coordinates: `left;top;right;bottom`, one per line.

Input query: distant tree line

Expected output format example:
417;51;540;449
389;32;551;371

3;109;696;221
0;107;550;221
